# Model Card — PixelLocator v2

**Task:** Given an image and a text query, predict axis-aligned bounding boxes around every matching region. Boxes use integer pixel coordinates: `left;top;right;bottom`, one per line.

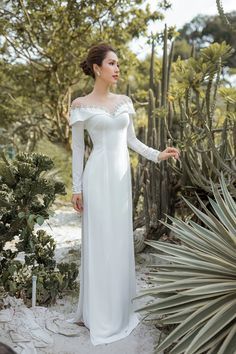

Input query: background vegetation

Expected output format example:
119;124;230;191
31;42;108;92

0;0;236;351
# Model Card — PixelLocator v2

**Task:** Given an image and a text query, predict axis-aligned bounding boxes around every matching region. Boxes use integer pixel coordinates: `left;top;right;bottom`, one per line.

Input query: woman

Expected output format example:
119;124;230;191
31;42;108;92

69;43;180;346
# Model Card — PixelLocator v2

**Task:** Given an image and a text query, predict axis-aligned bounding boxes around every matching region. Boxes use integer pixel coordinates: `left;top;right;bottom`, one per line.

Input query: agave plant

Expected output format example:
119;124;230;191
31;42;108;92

134;172;236;353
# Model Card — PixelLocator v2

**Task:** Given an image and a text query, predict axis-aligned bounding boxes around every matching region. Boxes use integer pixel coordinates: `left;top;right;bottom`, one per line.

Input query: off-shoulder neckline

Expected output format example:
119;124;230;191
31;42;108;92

70;95;132;116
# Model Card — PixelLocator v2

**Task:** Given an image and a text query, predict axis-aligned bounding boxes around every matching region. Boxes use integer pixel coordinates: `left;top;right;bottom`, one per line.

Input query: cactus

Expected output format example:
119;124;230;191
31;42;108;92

216;0;236;32
130;28;236;243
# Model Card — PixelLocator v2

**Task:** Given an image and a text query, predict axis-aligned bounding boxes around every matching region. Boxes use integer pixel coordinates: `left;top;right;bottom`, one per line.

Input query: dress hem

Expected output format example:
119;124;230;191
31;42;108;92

90;312;141;346
66;312;142;346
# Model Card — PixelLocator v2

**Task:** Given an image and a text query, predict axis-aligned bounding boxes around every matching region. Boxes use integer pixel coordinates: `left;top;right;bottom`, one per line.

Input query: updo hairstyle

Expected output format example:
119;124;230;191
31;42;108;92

79;43;117;79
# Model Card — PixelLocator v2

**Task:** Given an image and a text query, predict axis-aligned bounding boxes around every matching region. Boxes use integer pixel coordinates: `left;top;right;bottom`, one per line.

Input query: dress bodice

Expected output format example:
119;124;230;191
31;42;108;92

70;95;161;194
70;96;135;151
69;95;135;125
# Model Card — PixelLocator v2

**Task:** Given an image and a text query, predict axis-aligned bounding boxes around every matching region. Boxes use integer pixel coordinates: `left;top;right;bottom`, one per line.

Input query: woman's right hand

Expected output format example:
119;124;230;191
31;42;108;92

71;193;83;213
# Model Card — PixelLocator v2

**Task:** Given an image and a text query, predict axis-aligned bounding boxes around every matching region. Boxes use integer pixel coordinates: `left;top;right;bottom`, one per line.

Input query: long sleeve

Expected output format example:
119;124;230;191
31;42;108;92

71;121;85;194
127;103;161;163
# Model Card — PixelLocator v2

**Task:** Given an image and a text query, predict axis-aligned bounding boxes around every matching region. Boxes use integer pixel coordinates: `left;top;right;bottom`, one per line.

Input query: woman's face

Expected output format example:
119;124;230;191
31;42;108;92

94;51;120;85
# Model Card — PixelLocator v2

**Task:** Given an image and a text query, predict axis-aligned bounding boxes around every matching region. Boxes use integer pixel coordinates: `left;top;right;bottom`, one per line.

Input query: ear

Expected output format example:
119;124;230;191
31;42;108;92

93;63;99;73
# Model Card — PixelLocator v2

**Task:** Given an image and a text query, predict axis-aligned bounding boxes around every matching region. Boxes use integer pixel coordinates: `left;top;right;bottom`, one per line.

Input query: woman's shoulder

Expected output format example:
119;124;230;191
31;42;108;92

71;96;87;108
119;94;132;102
71;93;131;107
117;93;130;99
115;94;133;105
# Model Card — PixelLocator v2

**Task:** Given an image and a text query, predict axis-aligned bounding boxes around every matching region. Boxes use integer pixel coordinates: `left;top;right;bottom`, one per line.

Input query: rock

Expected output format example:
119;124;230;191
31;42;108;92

134;226;146;253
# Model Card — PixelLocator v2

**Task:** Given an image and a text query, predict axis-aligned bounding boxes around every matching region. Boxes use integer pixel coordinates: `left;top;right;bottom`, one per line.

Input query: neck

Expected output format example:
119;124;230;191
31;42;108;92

90;79;113;97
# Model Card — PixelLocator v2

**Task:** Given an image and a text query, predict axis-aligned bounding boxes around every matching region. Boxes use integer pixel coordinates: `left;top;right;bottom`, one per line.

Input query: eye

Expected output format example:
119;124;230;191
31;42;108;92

109;62;119;67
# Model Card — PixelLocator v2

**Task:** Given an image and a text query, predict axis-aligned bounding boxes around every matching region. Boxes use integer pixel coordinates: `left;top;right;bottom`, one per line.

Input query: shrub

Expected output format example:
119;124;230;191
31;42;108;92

134;173;236;353
0;152;78;304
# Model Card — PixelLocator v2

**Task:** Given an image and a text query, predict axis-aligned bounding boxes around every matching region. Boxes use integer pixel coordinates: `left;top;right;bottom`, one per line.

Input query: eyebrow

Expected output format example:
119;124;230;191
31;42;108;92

109;59;119;63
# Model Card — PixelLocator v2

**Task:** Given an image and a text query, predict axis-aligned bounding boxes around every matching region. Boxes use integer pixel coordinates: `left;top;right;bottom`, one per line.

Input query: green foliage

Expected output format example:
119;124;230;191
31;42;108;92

172;39;192;61
177;11;236;67
134;173;236;353
0;257;79;305
130;25;235;243
166;40;236;200
35;137;72;201
0;151;65;250
25;230;56;269
28;264;79;305
216;0;236;32
0;0;167;150
172;41;233;91
219;87;236;106
0;152;78;305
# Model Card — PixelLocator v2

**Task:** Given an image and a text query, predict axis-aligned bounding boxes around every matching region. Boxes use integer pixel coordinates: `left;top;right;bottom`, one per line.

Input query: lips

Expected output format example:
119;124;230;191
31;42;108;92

113;75;119;79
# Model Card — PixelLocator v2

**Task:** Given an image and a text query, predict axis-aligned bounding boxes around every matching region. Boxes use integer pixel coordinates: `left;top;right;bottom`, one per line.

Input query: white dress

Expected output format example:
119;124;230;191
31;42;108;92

69;94;161;346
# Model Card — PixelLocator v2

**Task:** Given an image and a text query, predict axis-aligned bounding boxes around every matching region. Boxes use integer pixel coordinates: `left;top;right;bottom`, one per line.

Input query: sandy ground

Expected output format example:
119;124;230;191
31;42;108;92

0;202;162;354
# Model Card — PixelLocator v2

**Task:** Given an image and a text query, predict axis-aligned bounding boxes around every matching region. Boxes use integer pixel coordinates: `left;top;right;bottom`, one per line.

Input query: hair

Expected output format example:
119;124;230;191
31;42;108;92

0;342;17;354
79;42;117;79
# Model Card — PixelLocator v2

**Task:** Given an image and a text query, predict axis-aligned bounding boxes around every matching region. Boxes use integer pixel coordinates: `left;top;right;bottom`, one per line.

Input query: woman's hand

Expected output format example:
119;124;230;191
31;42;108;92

71;193;83;213
158;147;180;162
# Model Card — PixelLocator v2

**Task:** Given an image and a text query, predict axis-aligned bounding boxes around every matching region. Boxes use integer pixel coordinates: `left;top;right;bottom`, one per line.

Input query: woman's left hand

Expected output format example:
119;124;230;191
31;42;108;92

158;147;180;162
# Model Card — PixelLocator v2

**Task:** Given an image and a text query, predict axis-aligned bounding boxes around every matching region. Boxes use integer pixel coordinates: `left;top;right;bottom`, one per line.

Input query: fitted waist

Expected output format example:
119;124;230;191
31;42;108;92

91;144;128;154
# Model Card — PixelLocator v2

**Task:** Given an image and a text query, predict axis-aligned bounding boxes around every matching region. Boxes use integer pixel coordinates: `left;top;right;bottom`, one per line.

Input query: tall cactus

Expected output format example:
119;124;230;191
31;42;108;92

130;27;235;243
132;24;178;239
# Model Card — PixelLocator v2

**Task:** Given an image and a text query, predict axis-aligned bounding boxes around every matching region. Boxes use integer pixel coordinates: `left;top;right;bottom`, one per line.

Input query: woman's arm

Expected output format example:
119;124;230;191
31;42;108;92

71;121;85;194
127;114;161;163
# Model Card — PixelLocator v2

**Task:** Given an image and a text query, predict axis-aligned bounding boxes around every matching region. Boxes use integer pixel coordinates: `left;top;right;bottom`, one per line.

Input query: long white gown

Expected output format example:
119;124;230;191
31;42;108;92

69;94;161;346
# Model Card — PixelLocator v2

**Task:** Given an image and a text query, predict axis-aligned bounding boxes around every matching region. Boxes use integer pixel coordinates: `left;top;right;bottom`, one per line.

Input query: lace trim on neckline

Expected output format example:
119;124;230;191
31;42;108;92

70;96;132;115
